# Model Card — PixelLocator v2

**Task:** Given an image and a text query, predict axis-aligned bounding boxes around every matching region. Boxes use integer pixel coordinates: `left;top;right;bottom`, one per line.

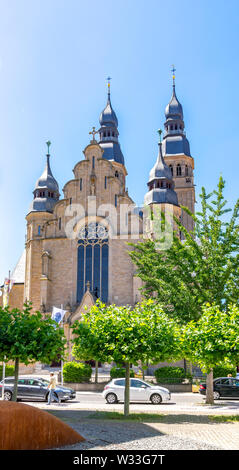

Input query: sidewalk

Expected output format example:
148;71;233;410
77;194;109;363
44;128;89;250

47;409;239;450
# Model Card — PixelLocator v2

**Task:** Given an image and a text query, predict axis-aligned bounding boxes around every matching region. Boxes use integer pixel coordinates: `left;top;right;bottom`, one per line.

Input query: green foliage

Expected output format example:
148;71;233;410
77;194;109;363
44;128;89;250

0;364;15;380
63;361;92;383
72;299;181;366
154;366;192;384
0;303;66;365
213;365;237;378
182;304;239;373
110;367;135;378
129;177;239;323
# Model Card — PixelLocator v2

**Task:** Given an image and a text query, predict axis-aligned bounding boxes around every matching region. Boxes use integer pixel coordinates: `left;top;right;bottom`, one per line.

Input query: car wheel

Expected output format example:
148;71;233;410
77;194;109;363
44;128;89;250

213;391;220;400
150;393;162;404
4;391;12;401
106;393;118;404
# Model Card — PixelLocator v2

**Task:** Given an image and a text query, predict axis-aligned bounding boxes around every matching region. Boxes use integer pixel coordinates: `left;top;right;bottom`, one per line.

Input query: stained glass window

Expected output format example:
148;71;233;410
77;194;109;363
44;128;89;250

77;223;108;304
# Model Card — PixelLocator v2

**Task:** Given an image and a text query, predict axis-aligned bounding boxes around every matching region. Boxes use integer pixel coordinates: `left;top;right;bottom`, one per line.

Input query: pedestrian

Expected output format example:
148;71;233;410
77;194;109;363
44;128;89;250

47;372;61;405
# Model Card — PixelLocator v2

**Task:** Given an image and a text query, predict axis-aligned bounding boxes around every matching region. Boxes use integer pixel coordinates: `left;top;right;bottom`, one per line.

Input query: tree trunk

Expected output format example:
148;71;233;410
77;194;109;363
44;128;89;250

124;361;130;416
12;357;19;402
95;360;98;384
206;368;214;405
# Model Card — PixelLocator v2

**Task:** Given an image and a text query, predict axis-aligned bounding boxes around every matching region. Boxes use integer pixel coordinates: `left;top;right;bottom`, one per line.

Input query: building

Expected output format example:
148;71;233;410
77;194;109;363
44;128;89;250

1;76;195;361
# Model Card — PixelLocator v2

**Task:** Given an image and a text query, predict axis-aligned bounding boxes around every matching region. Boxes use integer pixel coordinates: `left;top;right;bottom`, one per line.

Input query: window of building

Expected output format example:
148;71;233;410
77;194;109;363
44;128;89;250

115;171;119;178
92;156;95;169
112;131;115;137
176;164;182;176
108;131;110;137
38;226;41;236
103;132;106;137
185;165;189;176
59;217;61;230
77;223;109;304
80;178;82;191
115;195;117;207
104;176;107;189
169;165;173;176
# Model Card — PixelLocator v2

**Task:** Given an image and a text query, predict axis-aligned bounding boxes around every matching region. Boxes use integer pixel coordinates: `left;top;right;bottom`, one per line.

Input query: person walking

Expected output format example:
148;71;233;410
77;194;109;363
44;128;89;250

47;372;61;405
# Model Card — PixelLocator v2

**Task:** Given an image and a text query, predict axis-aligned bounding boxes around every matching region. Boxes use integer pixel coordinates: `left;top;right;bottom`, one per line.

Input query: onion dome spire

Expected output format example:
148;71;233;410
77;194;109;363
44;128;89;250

98;77;125;165
144;130;179;206
28;141;59;213
162;66;191;157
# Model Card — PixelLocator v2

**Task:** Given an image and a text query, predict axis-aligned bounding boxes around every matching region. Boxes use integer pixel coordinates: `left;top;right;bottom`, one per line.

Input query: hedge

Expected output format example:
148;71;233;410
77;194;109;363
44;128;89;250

0;365;15;380
63;362;92;383
110;367;135;379
213;365;237;378
154;366;192;384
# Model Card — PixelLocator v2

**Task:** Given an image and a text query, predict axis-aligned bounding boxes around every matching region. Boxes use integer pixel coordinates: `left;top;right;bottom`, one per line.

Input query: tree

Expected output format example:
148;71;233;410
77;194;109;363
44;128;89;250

182;303;239;404
0;303;66;401
72;299;181;416
130;177;239;323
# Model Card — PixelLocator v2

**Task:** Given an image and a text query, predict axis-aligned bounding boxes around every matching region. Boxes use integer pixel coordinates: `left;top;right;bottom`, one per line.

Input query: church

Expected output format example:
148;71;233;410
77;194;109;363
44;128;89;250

2;74;195;359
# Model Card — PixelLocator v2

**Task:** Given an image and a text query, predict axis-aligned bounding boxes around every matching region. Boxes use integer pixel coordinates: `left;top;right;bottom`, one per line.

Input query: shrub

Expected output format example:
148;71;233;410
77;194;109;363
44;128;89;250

0;365;15;380
154;366;192;384
110;367;135;379
213;365;237;378
63;362;92;383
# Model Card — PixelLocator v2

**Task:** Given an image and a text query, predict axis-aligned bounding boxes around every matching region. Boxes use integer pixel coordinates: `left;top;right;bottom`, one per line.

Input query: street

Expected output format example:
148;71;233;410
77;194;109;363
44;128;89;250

17;391;239;415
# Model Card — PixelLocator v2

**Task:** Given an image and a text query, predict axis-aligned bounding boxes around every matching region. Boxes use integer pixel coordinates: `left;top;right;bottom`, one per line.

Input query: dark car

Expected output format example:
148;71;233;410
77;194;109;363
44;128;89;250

199;377;239;400
0;376;76;402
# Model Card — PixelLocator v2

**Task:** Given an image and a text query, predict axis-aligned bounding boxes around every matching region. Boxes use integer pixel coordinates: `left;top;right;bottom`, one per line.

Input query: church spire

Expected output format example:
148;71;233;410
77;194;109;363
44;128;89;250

144;130;179;207
98;78;125;165
162;67;191;157
28;142;59;214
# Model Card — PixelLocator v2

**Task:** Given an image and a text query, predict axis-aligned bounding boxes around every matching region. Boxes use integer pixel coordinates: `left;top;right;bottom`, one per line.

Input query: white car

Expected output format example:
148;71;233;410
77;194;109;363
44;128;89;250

102;378;171;404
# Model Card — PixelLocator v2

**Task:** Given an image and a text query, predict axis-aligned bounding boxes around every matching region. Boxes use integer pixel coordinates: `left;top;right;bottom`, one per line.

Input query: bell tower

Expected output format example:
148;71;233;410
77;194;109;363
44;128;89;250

162;67;195;233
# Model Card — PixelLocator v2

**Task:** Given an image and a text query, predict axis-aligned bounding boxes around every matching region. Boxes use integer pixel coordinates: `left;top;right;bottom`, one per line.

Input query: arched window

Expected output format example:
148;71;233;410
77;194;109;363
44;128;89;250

169;164;173;176
59;217;61;230
185;165;189;176
103;132;106;138
115;170;119;178
108;131;110;137
92;156;95;169
112;131;115;137
77;223;108;304
175;125;178;130
176;164;182;176
80;178;82;191
104;176;107;189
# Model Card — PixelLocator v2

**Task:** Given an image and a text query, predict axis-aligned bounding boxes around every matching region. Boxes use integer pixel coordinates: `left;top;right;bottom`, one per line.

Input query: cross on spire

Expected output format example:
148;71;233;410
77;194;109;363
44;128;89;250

171;64;176;87
46;140;51;155
107;76;111;96
89;126;98;142
157;129;163;143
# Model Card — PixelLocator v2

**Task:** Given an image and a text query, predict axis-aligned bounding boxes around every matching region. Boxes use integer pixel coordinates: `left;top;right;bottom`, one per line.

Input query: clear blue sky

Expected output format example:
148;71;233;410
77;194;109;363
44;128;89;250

0;0;239;284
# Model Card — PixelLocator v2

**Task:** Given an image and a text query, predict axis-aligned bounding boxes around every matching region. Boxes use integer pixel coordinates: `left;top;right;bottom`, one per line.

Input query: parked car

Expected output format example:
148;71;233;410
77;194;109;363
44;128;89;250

102;378;171;404
199;377;239;399
0;376;76;402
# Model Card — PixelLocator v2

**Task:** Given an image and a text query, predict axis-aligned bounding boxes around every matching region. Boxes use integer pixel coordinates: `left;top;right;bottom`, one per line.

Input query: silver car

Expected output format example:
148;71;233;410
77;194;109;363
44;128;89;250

102;378;171;404
0;376;76;402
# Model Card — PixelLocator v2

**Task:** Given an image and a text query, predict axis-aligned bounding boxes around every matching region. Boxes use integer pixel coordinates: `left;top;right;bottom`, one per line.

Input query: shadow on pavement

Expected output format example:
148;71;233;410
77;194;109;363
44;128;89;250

47;409;167;449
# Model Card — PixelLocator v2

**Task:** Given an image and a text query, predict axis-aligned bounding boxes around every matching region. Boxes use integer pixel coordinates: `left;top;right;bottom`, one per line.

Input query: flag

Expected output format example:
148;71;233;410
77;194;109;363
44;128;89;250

51;306;66;324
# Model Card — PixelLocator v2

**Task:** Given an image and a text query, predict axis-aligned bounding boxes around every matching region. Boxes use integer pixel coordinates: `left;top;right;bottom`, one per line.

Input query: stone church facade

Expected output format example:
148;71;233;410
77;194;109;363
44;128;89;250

2;77;195;361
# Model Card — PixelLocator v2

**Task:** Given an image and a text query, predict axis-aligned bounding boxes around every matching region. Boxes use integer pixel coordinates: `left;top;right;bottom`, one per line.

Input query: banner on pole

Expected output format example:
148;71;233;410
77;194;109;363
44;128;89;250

51;306;66;325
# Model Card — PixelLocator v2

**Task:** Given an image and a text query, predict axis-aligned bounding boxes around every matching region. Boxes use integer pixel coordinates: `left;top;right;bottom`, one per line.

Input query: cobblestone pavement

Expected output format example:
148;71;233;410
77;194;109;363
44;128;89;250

16;394;239;450
45;410;239;451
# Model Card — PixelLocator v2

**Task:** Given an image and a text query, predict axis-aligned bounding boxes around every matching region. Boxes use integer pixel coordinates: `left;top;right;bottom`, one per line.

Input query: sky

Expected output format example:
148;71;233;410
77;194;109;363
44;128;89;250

0;0;239;284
